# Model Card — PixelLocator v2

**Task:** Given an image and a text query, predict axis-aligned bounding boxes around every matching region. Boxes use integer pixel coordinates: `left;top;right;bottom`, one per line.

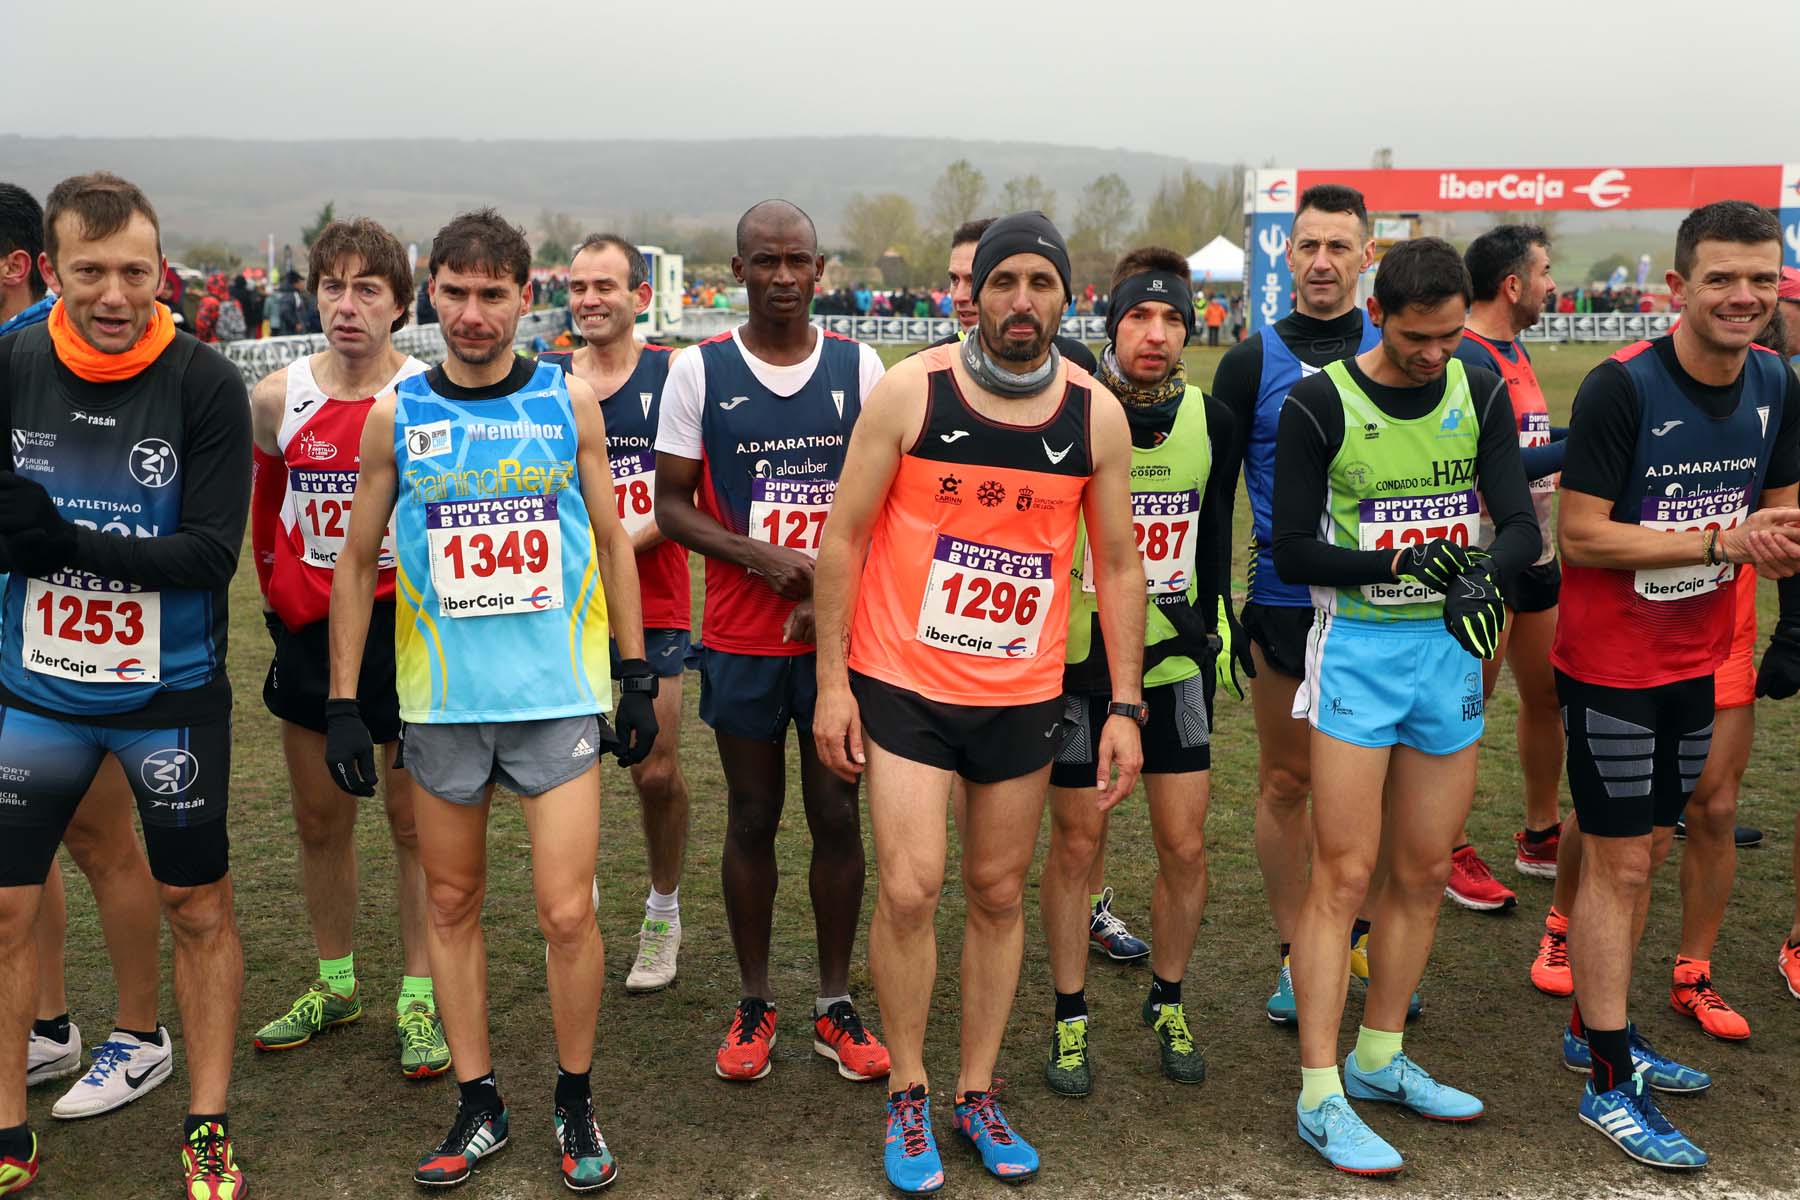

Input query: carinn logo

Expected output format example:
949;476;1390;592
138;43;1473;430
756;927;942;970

936;474;961;504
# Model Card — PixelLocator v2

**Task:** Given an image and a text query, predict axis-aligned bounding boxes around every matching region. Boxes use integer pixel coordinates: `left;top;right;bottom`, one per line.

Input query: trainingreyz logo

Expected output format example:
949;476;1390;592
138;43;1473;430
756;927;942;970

141;748;199;796
129;438;177;488
523;585;555;611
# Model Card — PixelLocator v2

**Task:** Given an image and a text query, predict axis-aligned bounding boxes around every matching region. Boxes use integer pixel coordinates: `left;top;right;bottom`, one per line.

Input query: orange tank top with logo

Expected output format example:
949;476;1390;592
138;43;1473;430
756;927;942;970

848;344;1096;706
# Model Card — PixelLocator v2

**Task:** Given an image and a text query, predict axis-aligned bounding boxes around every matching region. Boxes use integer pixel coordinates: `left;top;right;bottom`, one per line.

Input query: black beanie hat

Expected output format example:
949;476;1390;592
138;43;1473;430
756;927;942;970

971;211;1071;305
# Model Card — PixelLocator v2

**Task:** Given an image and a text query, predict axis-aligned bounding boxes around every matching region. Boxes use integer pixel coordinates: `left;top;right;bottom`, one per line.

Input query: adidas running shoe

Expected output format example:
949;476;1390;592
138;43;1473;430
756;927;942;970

415;1101;509;1186
1143;998;1205;1084
1343;1051;1482;1120
813;999;890;1081
398;1000;453;1079
1670;958;1750;1040
1089;888;1150;961
555;1102;618;1191
1531;910;1573;996
1296;1094;1402;1177
181;1120;246;1199
1561;1025;1711;1094
0;1132;36;1195
1579;1074;1707;1170
954;1084;1038;1182
1267;958;1297;1024
884;1084;944;1195
1044;1018;1091;1097
253;979;362;1051
715;997;777;1081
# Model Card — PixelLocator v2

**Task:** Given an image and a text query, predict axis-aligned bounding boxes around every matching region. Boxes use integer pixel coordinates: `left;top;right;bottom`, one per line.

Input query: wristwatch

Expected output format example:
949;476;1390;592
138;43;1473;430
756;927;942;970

1106;700;1149;726
619;674;659;697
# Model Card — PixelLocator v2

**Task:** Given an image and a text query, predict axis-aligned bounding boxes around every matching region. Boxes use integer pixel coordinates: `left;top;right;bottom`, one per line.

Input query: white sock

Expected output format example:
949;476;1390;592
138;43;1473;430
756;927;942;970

816;993;852;1018
646;886;679;919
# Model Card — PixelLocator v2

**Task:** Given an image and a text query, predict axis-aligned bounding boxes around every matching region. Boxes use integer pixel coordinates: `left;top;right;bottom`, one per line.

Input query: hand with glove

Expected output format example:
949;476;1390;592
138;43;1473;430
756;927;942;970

1441;555;1506;660
1392;537;1471;594
1216;595;1256;701
0;472;78;575
611;658;661;768
323;698;378;797
1755;621;1800;700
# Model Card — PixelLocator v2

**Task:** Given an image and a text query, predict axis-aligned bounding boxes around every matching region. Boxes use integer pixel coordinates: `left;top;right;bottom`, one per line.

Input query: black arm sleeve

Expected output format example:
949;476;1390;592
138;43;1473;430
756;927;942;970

1518;438;1568;481
1558;361;1640;502
1199;395;1235;621
1762;365;1800;489
1208;336;1260;585
67;350;250;590
1270;376;1398;587
1469;368;1542;579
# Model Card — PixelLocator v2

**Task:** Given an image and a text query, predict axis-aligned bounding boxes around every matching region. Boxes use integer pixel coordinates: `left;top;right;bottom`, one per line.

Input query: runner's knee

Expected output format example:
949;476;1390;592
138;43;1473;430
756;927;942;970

1386;849;1453;896
292;790;356;849
425;874;485;927
1155;827;1208;882
1309;847;1376;912
1259;764;1310;815
536;886;597;946
632;754;682;806
159;879;232;940
963;862;1026;920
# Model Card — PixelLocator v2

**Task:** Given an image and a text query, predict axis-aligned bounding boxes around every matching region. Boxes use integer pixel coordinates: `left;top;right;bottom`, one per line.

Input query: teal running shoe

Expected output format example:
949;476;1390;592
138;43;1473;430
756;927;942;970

954;1086;1038;1182
1344;1051;1483;1121
1579;1074;1707;1170
884;1084;944;1194
1561;1026;1712;1094
1267;959;1297;1025
1296;1094;1403;1176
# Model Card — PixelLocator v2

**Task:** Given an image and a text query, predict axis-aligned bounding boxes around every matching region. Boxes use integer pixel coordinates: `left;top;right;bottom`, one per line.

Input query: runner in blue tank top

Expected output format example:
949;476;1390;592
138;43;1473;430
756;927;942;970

324;209;657;1193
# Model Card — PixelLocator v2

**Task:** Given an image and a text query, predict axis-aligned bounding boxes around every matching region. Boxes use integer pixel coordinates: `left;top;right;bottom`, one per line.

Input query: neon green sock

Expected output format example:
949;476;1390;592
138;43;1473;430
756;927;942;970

1300;1066;1343;1109
1089;893;1104;909
1354;1025;1404;1074
319;953;356;998
397;975;435;1016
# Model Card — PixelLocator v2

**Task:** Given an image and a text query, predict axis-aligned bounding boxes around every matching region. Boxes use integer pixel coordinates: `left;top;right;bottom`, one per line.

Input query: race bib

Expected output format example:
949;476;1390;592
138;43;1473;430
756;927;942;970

916;534;1053;659
609;450;657;539
1520;412;1556;495
22;572;161;684
1356;490;1480;606
1634;487;1746;601
426;495;564;618
1083;490;1200;594
291;468;395;570
748;477;834;558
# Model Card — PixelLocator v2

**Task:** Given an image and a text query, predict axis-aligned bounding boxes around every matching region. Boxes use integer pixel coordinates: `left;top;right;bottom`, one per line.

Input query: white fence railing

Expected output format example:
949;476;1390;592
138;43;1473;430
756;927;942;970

221;310;571;386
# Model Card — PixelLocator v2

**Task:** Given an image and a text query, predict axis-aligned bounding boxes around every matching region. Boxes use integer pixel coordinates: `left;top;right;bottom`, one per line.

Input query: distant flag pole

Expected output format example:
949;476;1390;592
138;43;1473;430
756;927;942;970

267;233;275;282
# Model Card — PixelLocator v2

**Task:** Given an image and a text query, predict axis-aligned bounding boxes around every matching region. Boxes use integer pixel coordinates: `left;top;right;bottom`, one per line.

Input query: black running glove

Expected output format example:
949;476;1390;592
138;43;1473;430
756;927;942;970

1755;622;1800;700
611;659;660;768
1217;595;1256;700
323;698;378;797
0;473;77;573
1393;537;1472;594
1441;557;1506;660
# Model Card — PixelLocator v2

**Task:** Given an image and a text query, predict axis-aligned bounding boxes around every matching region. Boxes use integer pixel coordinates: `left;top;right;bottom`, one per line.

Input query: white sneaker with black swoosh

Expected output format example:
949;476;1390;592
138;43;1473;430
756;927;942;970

52;1027;173;1119
27;1020;81;1086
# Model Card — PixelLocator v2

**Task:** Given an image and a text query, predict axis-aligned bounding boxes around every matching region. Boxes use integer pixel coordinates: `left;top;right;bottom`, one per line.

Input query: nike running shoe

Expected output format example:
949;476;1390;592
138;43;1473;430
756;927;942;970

1267;958;1297;1025
182;1120;247;1199
26;1021;79;1087
1295;1094;1403;1177
398;1001;453;1079
715;997;777;1081
415;1102;509;1186
624;916;681;993
1044;1018;1091;1097
555;1102;618;1191
1561;1025;1712;1094
1513;827;1560;878
813;999;890;1081
884;1084;944;1195
1349;934;1423;1019
1673;818;1762;847
1344;1051;1482;1120
1779;939;1800;1001
51;1028;172;1119
1670;958;1750;1040
1089;888;1150;961
954;1085;1038;1182
0;1133;36;1195
1445;844;1517;911
1578;1074;1707;1170
253;979;362;1051
1531;910;1573;996
1143;998;1206;1084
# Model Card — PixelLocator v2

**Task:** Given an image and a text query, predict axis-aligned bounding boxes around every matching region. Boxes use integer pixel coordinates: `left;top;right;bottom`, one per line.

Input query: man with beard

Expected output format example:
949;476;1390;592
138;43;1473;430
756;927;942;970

814;211;1144;1192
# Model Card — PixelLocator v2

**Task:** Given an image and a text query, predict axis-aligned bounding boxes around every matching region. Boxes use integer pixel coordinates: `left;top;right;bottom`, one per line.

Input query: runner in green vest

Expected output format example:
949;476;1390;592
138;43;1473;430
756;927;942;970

1039;247;1245;1095
1271;237;1539;1175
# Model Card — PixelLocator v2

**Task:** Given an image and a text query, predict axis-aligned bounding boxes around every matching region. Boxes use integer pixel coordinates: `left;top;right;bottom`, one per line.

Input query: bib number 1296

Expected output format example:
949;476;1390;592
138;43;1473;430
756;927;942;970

915;534;1053;659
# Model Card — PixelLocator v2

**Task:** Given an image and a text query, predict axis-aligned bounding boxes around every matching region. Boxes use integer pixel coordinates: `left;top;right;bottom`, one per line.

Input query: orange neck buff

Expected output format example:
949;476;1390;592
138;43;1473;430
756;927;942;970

47;300;177;383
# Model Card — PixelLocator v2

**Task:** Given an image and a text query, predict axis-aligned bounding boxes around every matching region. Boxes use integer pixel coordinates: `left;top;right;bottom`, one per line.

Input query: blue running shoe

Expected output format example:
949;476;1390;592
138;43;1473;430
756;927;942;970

1296;1094;1403;1176
1089;888;1150;962
953;1086;1038;1182
1560;1026;1712;1094
1267;958;1297;1025
1344;1051;1483;1121
1579;1074;1707;1170
884;1085;944;1194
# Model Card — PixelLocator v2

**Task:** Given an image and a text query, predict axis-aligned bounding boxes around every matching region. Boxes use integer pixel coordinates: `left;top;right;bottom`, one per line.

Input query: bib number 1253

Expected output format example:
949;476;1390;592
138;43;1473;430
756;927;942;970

22;574;161;684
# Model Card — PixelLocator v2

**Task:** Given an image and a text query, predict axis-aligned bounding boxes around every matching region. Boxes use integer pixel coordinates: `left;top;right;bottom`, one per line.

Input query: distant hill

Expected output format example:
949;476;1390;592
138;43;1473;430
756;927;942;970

0;135;1228;257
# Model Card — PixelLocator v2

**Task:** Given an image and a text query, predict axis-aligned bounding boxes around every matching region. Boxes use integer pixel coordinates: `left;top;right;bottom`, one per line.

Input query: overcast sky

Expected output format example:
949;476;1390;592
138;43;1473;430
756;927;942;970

6;0;1797;166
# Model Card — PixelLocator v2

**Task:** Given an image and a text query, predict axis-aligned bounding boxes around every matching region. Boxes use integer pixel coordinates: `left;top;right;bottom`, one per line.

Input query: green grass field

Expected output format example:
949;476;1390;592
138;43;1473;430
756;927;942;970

31;340;1800;1199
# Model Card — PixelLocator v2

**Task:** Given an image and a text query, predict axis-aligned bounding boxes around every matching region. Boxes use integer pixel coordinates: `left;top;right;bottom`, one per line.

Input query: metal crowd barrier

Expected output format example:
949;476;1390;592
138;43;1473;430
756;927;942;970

221;310;571;386
1521;312;1675;343
811;314;1109;345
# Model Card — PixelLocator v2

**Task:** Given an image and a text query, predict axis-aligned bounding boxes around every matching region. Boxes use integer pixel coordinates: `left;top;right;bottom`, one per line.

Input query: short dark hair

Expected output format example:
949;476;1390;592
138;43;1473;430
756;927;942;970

572;234;648;290
1674;200;1781;278
1295;183;1368;232
1111;245;1189;291
951;218;996;249
734;199;817;258
428;207;531;286
307;217;414;332
1465;224;1549;302
43;171;161;267
0;183;45;299
1373;237;1472;315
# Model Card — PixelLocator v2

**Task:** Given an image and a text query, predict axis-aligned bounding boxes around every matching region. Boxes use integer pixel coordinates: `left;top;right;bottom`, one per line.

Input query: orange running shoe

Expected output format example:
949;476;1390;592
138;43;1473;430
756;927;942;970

1777;940;1800;1001
1670;957;1750;1040
1530;909;1573;997
813;999;891;1081
715;997;778;1081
